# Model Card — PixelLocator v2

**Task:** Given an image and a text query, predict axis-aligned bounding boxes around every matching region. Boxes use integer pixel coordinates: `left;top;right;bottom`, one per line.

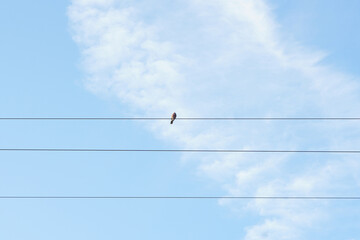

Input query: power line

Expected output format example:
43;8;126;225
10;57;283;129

0;118;167;120
1;117;360;121
0;196;359;200
1;149;360;153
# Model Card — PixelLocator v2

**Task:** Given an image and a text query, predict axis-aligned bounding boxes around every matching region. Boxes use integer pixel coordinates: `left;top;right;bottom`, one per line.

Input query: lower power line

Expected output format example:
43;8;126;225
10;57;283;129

1;117;360;120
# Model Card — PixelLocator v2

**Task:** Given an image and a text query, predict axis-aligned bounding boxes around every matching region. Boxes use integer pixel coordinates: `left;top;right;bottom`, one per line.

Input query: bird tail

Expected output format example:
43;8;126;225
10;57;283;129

170;120;174;124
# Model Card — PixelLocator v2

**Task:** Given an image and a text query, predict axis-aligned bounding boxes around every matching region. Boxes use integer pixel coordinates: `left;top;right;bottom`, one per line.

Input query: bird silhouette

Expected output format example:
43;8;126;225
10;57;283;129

170;112;177;124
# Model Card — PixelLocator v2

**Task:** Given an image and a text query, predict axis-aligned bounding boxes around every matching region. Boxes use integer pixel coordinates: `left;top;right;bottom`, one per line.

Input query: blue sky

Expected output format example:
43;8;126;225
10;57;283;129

1;0;360;239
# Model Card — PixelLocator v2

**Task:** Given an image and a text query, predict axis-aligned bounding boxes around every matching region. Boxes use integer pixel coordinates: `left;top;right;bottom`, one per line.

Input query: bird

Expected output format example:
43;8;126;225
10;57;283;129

170;112;177;124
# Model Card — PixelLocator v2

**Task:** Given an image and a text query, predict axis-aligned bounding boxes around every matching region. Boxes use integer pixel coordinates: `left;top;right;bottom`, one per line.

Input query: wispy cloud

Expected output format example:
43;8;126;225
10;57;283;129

68;0;360;238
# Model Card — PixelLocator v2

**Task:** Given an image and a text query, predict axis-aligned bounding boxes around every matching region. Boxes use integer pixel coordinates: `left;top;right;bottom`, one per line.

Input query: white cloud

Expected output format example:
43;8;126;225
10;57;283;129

245;219;300;240
68;0;360;239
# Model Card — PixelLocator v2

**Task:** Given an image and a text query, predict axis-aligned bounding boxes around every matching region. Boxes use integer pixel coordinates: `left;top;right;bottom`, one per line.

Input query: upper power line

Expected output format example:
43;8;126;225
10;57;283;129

1;149;360;153
0;196;359;200
1;117;360;121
